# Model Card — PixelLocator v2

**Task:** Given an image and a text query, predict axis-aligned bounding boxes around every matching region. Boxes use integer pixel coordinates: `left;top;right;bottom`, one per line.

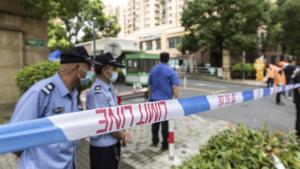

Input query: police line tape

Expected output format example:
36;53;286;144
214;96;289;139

0;84;300;154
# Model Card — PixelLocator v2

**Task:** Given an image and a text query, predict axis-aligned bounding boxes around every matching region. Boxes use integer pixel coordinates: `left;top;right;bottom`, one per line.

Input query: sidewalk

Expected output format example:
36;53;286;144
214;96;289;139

77;115;230;169
0;116;231;169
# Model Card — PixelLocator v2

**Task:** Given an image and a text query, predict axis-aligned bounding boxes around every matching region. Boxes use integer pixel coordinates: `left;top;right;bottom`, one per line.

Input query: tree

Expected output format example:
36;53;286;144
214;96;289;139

48;20;71;51
181;0;271;58
19;0;121;50
277;0;300;55
19;0;87;19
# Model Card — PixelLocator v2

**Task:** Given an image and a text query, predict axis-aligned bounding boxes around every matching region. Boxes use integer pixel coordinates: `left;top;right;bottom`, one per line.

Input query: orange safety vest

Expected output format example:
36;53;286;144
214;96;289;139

266;68;275;78
266;64;278;79
274;70;286;86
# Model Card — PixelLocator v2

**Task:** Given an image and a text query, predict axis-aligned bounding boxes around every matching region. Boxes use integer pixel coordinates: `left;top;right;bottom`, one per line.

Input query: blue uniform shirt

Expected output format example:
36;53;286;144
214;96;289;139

148;63;180;100
86;78;119;147
10;73;78;169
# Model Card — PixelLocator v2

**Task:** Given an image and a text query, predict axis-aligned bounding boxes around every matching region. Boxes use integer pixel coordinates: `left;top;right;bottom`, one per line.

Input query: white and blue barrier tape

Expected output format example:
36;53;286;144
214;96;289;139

0;84;299;154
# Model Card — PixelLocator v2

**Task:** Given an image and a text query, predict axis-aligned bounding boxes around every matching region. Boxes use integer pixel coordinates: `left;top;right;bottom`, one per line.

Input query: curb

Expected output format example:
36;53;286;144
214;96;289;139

183;75;266;87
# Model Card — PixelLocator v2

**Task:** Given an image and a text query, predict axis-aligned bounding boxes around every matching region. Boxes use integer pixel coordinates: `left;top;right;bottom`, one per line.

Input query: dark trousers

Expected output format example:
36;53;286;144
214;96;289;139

296;102;300;136
267;78;274;87
276;92;282;104
89;142;121;169
152;121;169;148
287;79;294;97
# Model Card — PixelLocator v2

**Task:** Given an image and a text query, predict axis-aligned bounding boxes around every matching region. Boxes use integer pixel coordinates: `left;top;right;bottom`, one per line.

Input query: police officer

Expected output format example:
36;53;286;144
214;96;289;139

86;53;130;169
10;46;96;169
148;52;180;151
293;61;300;137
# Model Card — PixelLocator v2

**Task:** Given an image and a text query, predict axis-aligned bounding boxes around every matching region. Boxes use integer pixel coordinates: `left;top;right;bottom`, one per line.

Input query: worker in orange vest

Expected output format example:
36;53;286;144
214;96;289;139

274;69;286;105
266;64;276;87
277;55;288;69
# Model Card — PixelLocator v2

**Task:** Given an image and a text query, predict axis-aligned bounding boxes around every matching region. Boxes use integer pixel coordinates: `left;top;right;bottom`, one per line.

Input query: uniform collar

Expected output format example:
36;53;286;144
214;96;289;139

53;73;76;97
96;78;112;92
159;63;169;66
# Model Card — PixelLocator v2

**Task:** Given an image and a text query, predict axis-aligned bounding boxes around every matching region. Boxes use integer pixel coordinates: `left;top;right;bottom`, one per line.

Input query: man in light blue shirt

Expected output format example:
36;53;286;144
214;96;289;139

10;46;96;169
86;53;130;169
148;52;180;150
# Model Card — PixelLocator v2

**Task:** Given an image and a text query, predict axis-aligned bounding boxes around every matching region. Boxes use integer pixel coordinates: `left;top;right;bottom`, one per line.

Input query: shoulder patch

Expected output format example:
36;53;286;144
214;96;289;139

52;107;64;114
41;83;55;95
94;85;102;94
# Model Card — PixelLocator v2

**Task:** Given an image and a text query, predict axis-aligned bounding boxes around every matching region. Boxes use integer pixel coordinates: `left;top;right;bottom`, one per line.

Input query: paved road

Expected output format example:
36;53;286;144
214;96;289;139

184;80;295;132
122;79;296;132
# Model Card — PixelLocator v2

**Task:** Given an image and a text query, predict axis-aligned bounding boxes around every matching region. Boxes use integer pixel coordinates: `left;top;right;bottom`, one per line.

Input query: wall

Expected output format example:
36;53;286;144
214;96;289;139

0;0;48;111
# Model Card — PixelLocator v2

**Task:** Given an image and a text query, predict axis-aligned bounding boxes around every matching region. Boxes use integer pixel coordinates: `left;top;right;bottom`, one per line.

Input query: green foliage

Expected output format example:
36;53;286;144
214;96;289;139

56;0;120;44
117;69;125;82
80;16;121;43
16;62;60;94
48;21;71;51
276;0;300;55
232;63;254;73
19;0;87;19
181;0;271;54
19;0;121;50
176;125;300;169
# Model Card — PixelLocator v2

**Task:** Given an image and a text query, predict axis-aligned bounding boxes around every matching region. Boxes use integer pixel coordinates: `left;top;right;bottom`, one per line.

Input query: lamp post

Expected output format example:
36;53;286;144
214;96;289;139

93;16;96;57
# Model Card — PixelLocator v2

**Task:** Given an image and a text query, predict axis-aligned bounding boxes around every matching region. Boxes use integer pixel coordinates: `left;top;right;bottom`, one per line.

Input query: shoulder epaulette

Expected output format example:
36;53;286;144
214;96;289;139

41;83;55;95
94;85;102;94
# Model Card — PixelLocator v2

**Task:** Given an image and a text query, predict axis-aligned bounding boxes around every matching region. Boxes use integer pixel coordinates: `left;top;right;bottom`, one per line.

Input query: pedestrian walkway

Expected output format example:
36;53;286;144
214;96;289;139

117;116;230;169
0;116;230;169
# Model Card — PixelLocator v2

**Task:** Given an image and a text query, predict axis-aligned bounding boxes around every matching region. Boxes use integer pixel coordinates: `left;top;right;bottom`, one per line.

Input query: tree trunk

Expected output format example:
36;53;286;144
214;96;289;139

222;49;231;80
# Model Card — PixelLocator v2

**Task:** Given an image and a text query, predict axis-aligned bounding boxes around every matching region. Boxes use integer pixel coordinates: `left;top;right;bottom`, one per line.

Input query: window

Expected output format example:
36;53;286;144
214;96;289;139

127;59;160;73
168;37;181;48
146;41;153;50
127;59;139;73
156;39;161;49
139;42;143;50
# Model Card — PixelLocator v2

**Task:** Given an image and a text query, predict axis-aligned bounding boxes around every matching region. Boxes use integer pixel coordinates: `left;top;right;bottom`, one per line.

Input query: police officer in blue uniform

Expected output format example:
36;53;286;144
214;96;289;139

148;52;180;151
293;62;300;137
10;46;96;169
86;53;130;169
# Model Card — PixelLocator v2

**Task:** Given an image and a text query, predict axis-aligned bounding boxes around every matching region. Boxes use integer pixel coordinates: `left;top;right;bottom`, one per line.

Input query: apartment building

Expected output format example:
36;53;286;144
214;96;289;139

116;0;188;59
105;0;210;74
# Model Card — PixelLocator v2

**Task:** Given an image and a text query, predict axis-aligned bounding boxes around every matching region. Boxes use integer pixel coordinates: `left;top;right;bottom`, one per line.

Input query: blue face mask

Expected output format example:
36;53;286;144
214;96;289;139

110;71;118;83
80;69;95;87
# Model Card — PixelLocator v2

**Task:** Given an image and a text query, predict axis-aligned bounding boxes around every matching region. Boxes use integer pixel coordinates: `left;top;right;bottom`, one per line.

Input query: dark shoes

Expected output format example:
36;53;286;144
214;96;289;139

161;146;168;151
276;102;285;106
161;143;168;151
151;143;158;147
151;142;169;151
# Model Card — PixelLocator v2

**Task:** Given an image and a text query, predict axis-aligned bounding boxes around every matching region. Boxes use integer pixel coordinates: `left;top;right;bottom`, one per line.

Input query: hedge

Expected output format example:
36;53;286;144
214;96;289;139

176;125;300;169
232;63;255;73
16;61;60;94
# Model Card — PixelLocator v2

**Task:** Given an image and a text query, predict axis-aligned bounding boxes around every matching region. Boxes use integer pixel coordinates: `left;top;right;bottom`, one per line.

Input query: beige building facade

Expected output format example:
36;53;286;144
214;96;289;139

123;0;187;35
102;0;214;75
0;0;48;111
106;0;189;58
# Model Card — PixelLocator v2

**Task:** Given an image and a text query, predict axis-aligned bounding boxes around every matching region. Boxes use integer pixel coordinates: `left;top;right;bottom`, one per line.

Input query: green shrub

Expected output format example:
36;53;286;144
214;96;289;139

176;125;300;169
232;63;254;73
16;61;60;94
117;69;125;82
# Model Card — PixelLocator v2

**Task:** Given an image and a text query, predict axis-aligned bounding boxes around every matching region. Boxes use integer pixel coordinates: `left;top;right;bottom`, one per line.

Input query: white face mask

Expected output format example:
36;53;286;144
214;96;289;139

110;71;118;82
